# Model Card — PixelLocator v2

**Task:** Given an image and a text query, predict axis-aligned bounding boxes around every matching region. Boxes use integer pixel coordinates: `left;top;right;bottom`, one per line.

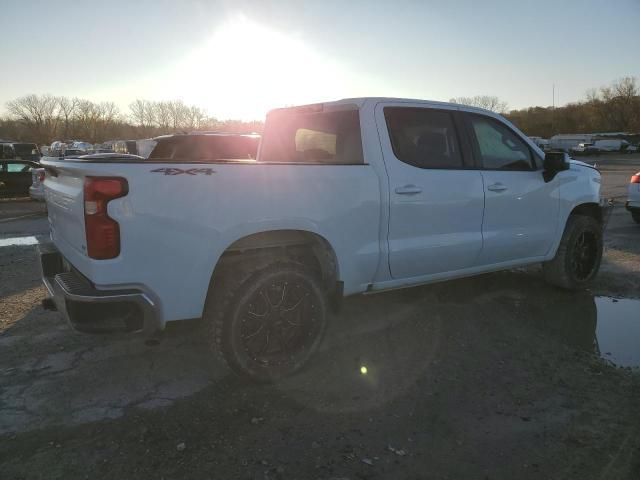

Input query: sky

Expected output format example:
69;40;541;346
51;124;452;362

1;0;639;120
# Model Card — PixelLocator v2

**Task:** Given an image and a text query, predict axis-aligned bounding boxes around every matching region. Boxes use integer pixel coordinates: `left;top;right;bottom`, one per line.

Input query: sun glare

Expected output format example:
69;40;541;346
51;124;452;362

162;18;353;120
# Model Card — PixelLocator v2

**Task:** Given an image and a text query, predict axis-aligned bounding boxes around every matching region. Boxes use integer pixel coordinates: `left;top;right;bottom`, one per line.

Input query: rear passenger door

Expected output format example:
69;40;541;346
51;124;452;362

464;112;559;265
376;103;485;279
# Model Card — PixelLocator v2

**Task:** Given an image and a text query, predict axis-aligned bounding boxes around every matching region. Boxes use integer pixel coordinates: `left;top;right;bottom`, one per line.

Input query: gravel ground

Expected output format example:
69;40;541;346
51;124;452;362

0;154;639;479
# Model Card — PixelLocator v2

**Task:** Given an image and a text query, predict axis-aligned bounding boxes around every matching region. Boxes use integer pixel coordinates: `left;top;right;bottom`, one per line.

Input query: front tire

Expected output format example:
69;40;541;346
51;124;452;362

205;260;328;382
543;215;603;290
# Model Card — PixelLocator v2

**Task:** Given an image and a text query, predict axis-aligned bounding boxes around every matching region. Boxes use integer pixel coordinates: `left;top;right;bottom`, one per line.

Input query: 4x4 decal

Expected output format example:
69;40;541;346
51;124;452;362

150;168;215;176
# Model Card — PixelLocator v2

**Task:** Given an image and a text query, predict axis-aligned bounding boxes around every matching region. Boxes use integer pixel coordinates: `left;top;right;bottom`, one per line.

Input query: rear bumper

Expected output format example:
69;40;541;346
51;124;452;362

29;186;44;201
39;242;160;335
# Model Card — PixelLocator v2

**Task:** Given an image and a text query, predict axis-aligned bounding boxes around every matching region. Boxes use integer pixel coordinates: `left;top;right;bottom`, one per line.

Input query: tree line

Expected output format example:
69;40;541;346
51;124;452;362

451;77;640;139
505;77;640;138
0;95;263;145
1;76;638;146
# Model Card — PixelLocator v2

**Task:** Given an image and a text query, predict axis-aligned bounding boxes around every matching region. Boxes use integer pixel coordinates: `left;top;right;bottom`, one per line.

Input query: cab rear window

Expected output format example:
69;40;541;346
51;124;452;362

260;108;364;164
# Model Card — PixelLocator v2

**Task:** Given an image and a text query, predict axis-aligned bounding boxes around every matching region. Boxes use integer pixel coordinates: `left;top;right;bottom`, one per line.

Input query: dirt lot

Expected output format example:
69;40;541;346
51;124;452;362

1;155;639;479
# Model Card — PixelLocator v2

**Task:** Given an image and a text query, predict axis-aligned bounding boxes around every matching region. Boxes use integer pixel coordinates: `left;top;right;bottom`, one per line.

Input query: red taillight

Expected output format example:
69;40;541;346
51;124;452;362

38;171;45;183
84;177;128;259
631;173;640;184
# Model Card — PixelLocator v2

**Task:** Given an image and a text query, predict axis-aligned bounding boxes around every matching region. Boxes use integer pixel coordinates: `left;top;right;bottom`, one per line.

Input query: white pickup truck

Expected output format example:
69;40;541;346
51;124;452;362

40;98;604;381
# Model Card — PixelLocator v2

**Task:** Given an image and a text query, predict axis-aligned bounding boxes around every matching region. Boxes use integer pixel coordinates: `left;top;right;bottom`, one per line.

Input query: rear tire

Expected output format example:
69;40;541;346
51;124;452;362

543;214;603;290
204;259;328;382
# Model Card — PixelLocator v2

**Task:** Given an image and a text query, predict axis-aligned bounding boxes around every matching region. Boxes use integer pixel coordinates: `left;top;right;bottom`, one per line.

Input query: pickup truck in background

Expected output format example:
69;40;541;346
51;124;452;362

40;99;604;381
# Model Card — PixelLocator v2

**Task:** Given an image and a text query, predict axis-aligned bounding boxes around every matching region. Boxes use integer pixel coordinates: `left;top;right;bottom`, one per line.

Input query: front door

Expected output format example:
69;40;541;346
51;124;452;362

464;112;559;265
376;103;485;279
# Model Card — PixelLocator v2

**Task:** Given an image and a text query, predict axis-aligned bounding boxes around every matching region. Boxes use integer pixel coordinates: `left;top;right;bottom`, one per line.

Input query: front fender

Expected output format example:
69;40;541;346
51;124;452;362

545;166;601;260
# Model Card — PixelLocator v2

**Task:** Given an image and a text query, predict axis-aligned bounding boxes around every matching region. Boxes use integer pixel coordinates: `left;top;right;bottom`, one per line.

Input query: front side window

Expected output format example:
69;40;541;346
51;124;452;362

384;107;463;169
469;115;533;170
260;108;363;164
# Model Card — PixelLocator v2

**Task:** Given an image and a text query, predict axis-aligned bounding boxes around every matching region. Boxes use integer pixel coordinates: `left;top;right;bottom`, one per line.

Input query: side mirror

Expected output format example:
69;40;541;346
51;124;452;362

543;151;570;182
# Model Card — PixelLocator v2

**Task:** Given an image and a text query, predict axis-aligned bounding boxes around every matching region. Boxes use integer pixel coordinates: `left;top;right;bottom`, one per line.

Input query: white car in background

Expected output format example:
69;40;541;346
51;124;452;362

594;139;629;152
627;171;640;224
29;167;45;201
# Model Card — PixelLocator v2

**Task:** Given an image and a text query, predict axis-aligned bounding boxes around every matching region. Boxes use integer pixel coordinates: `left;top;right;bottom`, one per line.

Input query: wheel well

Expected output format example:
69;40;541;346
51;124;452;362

214;230;340;294
570;202;602;224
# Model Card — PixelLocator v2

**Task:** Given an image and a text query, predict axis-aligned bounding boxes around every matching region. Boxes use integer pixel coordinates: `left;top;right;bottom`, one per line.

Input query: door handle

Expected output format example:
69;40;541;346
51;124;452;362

487;183;508;192
395;184;422;195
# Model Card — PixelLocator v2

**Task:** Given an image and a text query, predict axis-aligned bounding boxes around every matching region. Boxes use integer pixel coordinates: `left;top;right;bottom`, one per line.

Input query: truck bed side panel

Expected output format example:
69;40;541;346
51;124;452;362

43;160;381;324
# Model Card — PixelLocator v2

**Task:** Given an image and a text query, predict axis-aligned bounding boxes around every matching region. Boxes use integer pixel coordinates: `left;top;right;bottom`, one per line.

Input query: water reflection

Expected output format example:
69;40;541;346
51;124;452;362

595;297;640;369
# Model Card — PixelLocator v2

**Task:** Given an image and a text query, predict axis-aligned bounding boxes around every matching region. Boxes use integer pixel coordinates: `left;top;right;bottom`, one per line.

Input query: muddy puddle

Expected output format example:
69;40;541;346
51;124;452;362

595;297;640;369
528;291;640;370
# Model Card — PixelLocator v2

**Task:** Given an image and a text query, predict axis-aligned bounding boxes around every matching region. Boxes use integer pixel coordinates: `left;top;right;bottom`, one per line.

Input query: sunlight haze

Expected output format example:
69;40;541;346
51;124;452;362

1;0;639;120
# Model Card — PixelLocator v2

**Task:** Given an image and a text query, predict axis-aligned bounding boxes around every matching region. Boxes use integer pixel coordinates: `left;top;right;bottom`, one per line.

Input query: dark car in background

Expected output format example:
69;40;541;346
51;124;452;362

0;142;41;196
1;142;41;162
0;159;40;197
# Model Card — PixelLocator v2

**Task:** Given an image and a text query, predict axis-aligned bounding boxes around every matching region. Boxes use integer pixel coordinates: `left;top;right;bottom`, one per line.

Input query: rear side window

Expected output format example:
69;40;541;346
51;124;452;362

260;109;364;164
384;107;463;169
6;162;33;173
468;115;533;170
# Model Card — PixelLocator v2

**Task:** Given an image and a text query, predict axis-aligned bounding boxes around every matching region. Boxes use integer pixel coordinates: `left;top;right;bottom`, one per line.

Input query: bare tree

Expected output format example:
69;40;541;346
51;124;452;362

599;77;639;131
168;100;189;130
5;94;61;143
129;99;152;128
153;101;172;130
187;105;207;130
57;96;79;139
74;100;104;142
449;95;509;114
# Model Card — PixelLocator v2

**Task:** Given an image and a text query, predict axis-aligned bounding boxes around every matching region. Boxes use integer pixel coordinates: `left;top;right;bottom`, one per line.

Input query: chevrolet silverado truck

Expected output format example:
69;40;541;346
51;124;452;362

39;99;604;381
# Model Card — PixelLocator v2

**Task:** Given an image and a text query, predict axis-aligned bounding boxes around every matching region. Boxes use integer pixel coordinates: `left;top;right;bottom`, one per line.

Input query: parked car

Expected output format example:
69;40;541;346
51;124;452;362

48;141;91;158
29;167;46;201
627;171;640;224
0;159;40;197
113;140;139;155
40;98;604;381
571;143;599;155
593;139;629;152
46;146;89;158
147;133;260;161
1;142;41;161
624;144;639;154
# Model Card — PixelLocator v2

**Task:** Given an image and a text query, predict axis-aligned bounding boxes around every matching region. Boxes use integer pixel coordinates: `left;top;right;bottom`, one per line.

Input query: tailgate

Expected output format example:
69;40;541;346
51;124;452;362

43;162;87;257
